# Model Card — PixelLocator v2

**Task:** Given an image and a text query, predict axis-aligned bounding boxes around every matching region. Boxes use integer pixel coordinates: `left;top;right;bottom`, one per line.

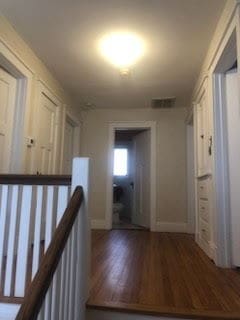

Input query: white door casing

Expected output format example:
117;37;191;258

132;130;151;228
225;70;240;267
106;121;157;231
62;117;75;174
0;67;17;173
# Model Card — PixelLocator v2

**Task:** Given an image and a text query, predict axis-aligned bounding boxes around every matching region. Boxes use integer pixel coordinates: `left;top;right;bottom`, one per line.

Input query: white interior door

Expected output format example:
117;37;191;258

132;130;150;228
0;68;17;173
35;92;58;174
225;69;240;267
62;117;75;174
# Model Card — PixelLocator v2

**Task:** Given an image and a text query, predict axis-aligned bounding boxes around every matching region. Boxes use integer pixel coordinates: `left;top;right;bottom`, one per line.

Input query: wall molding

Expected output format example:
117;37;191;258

155;222;188;233
91;219;107;230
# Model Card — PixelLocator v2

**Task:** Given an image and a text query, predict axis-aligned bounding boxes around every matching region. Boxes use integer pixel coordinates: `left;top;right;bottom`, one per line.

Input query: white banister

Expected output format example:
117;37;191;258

0;158;90;320
35;157;90;320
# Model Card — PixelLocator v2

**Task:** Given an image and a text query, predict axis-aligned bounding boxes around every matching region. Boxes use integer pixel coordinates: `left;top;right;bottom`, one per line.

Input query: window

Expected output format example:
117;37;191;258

113;148;128;176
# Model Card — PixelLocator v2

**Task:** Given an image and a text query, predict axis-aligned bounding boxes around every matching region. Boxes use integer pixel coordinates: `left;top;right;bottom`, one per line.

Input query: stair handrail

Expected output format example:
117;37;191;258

0;174;71;185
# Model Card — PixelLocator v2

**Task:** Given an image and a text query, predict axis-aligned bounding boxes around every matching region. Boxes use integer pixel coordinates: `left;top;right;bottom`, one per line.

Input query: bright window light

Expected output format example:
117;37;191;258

113;148;128;176
99;32;145;69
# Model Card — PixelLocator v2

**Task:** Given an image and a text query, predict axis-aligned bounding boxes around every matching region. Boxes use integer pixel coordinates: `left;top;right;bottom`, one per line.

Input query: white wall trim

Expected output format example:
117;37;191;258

60;105;81;173
155;222;188;233
91;219;107;229
106;121;157;231
209;14;239;267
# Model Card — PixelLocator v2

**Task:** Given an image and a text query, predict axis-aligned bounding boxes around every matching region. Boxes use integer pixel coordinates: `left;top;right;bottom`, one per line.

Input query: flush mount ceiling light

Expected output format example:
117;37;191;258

99;32;145;73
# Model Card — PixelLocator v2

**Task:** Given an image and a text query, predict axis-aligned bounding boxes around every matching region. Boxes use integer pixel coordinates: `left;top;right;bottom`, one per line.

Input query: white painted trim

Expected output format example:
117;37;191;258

106;121;157;231
186;123;195;235
60;106;81;173
209;16;239;267
0;39;33;173
91;219;106;229
155;222;188;233
212;74;232;267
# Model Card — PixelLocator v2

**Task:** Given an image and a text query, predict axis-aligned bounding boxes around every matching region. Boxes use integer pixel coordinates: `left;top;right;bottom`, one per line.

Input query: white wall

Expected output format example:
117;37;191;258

0;14;81;173
82;108;187;231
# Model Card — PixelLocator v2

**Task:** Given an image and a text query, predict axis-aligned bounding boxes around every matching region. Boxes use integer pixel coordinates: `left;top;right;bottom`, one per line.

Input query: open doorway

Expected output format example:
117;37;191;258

213;29;240;267
106;121;157;231
112;129;150;230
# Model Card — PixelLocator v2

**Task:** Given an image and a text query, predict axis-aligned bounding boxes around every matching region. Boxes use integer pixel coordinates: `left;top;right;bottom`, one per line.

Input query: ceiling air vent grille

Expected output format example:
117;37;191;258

151;97;176;109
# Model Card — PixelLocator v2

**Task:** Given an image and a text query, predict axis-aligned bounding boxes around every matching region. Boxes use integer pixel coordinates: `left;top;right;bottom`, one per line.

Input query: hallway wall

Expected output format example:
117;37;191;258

0;14;81;173
82;107;187;231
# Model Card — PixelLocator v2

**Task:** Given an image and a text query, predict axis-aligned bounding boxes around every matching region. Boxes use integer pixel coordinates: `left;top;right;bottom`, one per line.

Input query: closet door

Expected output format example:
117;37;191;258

34;83;61;174
0;68;17;173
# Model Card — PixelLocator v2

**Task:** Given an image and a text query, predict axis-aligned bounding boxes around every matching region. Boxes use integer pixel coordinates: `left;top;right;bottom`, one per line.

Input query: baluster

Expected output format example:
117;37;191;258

63;236;71;319
4;185;19;296
0;185;9;286
45;186;54;251
15;185;33;297
68;224;77;320
32;186;43;279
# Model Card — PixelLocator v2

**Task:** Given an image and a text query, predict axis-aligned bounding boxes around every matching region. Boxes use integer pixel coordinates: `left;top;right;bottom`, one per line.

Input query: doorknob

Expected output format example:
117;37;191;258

130;182;134;189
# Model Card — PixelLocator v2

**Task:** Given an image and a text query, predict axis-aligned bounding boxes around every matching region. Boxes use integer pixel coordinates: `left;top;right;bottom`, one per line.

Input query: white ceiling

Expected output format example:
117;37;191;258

0;0;226;109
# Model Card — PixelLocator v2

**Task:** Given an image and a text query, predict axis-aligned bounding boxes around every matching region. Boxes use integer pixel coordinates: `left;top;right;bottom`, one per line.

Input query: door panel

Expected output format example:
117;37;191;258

132;130;150;228
0;68;17;173
35;92;58;174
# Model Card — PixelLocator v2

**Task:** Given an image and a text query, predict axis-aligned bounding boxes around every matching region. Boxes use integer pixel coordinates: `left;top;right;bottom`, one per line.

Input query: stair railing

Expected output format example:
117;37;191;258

0;158;90;320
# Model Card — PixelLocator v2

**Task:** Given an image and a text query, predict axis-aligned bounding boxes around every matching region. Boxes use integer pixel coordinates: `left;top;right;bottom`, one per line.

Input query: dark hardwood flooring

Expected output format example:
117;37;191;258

87;230;240;319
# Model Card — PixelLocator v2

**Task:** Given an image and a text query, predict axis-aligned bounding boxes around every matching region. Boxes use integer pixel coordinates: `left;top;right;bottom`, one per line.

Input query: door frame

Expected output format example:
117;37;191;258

0;39;33;173
186;109;196;234
106;121;157;231
211;24;238;267
60;106;81;173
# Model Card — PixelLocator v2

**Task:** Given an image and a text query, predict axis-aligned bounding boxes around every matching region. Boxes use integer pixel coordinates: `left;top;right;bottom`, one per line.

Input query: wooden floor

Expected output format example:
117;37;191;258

87;230;240;319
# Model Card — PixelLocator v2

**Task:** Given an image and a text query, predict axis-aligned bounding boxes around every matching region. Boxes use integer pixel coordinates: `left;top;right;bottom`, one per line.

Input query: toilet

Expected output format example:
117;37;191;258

113;202;124;223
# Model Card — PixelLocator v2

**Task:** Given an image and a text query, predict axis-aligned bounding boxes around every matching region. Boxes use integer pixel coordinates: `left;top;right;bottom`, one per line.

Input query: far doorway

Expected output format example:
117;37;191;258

112;129;151;230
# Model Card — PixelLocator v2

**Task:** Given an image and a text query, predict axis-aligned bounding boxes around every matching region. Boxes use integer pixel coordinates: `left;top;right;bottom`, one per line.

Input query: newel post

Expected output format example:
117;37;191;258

71;157;90;320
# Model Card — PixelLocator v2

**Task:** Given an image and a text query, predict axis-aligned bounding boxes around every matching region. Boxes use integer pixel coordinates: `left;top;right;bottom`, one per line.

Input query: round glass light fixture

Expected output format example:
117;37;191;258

99;31;145;70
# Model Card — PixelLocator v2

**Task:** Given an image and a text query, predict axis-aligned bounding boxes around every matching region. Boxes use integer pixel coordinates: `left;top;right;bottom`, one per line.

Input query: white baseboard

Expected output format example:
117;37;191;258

91;219;106;229
155;222;188;233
